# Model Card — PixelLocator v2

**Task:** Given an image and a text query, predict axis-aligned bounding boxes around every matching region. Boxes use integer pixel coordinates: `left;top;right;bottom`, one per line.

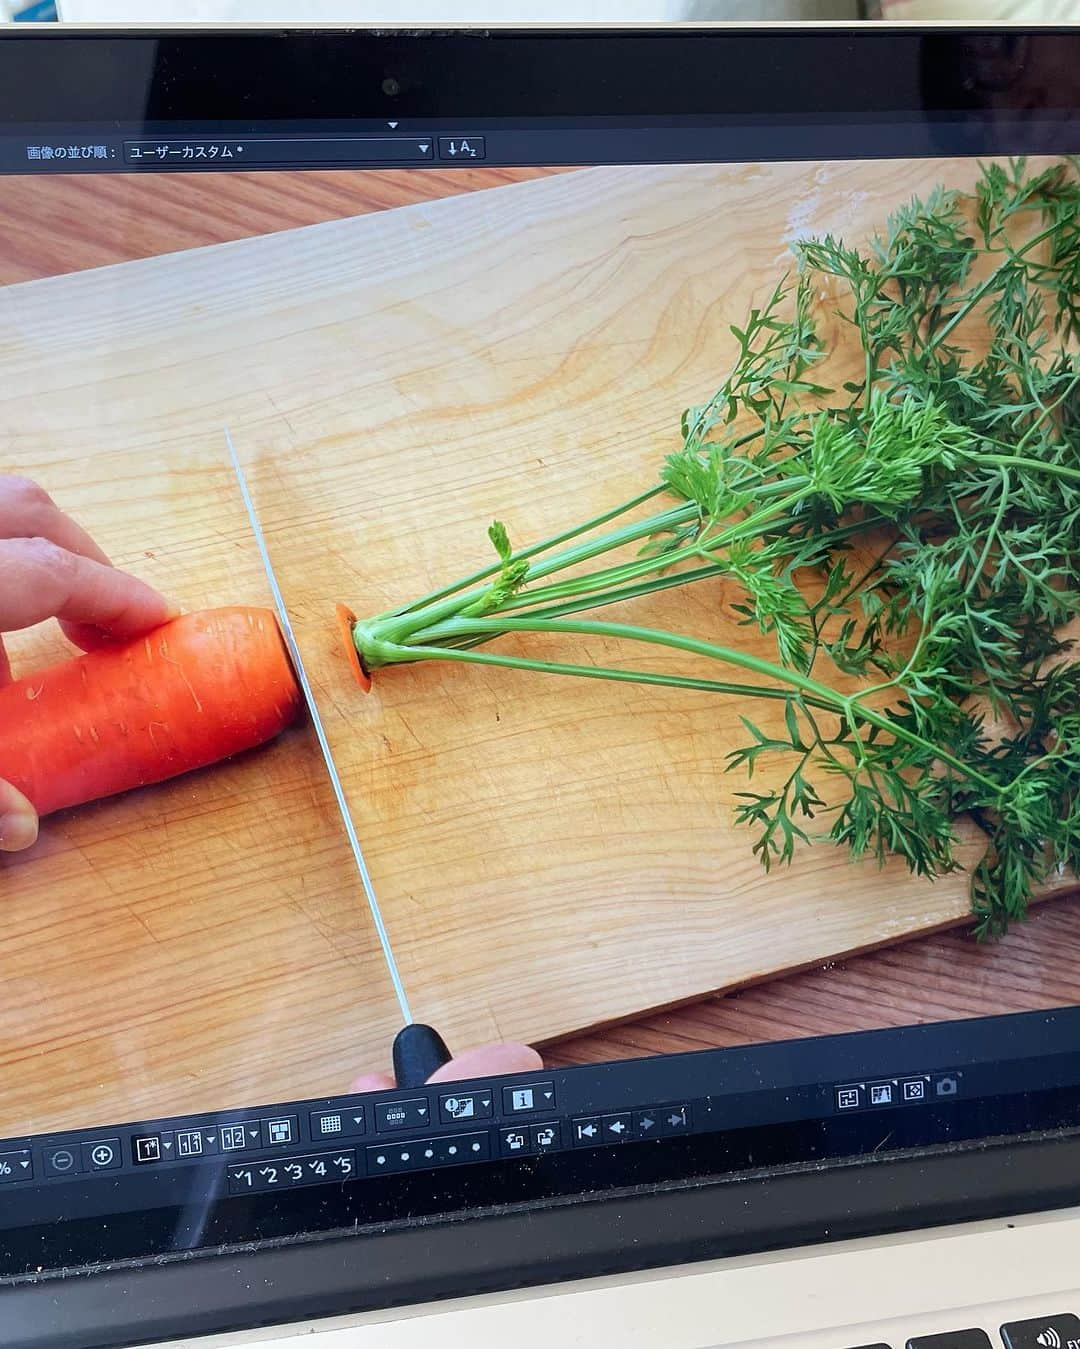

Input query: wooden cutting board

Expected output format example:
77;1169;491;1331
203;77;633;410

0;436;407;1135
1;157;1074;1132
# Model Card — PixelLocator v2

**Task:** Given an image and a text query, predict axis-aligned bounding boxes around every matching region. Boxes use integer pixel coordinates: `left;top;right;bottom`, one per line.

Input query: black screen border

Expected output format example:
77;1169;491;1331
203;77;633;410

0;25;1078;126
1;23;1079;1348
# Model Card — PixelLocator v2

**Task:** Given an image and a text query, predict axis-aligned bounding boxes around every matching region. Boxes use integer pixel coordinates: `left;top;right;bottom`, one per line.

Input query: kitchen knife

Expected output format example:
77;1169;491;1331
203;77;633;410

225;429;451;1088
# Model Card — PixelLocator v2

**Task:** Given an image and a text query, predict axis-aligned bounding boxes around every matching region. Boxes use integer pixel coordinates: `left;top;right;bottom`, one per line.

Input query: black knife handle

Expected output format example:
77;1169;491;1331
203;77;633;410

393;1023;452;1088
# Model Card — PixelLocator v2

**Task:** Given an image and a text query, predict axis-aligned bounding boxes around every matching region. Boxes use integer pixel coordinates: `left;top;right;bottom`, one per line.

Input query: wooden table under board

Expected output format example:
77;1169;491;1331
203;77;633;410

1;162;1077;1135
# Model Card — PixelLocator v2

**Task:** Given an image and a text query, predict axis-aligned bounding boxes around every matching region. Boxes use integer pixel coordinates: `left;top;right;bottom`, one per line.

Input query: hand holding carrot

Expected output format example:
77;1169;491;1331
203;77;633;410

0;475;175;851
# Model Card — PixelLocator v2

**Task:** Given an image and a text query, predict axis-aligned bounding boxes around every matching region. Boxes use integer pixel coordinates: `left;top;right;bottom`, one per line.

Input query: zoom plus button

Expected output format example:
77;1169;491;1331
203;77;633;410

81;1138;122;1171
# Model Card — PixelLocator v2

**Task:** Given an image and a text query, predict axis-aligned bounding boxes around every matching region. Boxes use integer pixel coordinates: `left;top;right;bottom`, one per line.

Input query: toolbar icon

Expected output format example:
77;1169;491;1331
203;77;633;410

902;1080;927;1102
443;1096;476;1120
836;1086;862;1111
176;1131;204;1157
81;1138;122;1171
869;1084;894;1107
134;1136;162;1163
220;1124;248;1153
574;1119;600;1144
438;136;486;161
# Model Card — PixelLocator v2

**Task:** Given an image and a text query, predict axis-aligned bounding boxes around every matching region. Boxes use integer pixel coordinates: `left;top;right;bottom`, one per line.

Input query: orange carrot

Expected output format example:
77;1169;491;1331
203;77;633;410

336;603;371;692
0;607;302;817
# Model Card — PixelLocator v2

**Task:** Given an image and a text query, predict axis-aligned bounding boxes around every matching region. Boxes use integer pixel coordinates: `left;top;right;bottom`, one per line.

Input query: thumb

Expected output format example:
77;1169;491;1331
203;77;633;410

0;779;39;852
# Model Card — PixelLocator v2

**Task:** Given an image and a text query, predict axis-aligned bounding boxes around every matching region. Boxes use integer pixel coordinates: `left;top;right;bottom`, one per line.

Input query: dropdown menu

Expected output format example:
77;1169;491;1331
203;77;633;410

123;137;434;167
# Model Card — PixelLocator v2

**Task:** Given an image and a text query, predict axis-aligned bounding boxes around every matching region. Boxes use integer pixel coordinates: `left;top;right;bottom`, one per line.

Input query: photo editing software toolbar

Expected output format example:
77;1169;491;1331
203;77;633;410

1;112;1077;175
7;1005;1080;1235
0;1067;962;1204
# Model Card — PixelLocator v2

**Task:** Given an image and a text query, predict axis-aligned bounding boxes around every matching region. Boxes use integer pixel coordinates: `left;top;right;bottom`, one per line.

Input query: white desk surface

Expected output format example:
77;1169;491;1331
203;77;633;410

53;2;854;23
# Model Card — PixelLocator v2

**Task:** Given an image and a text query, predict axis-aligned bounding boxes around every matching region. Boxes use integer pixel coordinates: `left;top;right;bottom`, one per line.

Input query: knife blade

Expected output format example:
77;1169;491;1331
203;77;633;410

224;428;414;1028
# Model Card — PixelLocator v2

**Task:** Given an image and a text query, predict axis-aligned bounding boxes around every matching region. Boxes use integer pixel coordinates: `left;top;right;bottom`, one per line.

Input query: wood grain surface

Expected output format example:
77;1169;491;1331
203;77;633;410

0;485;407;1134
0;167;563;286
1;164;1077;1129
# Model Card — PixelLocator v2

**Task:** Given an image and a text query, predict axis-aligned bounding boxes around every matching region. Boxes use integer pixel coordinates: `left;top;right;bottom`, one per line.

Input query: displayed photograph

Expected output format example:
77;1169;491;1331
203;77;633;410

2;153;1077;1139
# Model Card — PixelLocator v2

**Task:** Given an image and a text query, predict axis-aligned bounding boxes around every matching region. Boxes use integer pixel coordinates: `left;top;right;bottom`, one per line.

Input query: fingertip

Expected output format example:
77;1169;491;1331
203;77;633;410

59;620;119;652
427;1043;544;1084
0;781;39;852
347;1071;397;1094
60;591;177;651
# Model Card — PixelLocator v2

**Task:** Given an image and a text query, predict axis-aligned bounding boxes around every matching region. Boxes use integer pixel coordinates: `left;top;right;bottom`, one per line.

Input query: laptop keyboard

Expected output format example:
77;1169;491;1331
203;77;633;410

849;1312;1080;1348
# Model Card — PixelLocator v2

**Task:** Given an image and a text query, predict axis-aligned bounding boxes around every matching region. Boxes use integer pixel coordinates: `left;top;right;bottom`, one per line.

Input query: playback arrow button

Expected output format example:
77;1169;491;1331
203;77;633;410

661;1105;693;1134
602;1113;632;1142
572;1118;602;1146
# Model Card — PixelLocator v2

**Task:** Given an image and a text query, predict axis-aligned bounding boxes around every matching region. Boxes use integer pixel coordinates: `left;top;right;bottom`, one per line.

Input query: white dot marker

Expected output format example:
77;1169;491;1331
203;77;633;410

424;1149;434;1159
400;1152;410;1162
448;1146;457;1156
376;1155;386;1165
471;1142;481;1152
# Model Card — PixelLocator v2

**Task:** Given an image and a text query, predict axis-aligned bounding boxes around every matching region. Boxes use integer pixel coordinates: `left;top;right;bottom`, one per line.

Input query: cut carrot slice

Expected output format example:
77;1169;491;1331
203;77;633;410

336;603;372;692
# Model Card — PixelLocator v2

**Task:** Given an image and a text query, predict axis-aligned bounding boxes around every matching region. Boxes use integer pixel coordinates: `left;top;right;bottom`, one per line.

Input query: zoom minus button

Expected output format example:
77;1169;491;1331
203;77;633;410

43;1146;80;1178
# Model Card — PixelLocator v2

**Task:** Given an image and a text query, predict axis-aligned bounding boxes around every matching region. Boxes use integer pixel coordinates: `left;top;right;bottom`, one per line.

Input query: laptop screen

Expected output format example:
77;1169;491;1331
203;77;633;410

0;27;1077;1305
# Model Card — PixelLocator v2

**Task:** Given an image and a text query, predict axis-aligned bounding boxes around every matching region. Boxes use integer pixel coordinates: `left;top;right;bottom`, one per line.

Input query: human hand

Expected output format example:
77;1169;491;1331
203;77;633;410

349;1041;544;1093
0;475;174;851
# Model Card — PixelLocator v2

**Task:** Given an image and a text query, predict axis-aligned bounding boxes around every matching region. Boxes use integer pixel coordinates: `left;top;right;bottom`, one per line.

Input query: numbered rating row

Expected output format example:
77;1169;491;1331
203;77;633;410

227;1149;356;1195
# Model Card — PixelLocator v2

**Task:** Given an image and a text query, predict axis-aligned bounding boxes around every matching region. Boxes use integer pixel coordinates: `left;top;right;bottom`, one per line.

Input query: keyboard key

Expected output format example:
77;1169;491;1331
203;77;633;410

907;1332;992;1348
1001;1313;1080;1348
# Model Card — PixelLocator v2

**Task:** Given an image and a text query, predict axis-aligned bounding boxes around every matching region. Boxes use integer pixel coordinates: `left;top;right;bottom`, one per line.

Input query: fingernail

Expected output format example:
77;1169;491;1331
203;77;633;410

0;810;39;852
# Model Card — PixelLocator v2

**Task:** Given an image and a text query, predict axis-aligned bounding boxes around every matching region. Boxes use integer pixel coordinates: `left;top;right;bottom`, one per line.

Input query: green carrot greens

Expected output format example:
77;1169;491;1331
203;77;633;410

348;158;1080;936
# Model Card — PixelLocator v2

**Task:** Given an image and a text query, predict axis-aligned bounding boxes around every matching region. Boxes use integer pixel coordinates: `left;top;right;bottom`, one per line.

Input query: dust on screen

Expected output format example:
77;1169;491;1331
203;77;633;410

1;155;1077;1140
